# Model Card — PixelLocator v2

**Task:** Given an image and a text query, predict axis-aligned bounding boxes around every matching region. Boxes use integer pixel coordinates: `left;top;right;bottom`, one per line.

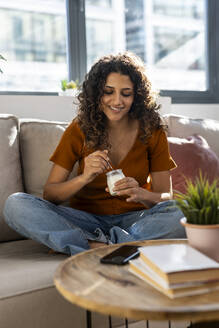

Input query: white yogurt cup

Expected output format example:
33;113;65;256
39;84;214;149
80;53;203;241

106;169;125;196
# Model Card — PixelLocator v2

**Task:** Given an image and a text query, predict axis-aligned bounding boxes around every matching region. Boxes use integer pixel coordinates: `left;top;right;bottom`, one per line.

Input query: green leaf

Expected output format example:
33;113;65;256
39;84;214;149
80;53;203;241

61;79;67;91
175;172;219;225
60;79;80;91
0;54;6;61
0;54;6;73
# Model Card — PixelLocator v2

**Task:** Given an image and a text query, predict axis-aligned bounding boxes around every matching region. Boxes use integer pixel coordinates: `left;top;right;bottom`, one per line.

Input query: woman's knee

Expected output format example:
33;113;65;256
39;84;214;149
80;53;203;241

151;200;183;216
4;192;25;212
4;192;33;225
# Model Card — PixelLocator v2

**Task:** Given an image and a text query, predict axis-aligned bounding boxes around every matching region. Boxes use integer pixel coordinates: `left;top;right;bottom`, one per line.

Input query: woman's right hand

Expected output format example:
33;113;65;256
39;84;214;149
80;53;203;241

82;150;111;183
43;150;111;204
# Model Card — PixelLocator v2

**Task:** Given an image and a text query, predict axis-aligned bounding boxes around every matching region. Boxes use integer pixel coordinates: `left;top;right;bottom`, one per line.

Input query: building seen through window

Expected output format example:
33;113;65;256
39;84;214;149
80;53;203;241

0;0;67;92
86;0;207;92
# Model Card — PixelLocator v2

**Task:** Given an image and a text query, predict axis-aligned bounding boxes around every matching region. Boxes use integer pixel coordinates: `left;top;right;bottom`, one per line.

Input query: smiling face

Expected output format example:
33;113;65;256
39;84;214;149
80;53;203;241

100;72;134;123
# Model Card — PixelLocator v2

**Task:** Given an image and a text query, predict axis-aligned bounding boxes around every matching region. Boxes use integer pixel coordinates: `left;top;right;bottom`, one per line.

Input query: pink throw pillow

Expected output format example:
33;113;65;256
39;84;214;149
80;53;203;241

168;135;219;194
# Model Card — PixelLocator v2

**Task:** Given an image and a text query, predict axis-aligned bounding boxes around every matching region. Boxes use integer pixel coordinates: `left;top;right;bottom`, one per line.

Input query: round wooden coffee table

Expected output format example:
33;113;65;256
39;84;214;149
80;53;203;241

54;239;219;327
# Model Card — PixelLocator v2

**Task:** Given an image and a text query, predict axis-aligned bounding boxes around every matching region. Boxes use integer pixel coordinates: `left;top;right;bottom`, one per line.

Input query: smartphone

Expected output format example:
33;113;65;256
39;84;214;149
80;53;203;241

100;245;140;265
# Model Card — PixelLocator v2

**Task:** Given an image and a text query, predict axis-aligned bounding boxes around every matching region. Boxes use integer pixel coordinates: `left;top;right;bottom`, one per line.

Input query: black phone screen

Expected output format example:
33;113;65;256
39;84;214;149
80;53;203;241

100;245;140;265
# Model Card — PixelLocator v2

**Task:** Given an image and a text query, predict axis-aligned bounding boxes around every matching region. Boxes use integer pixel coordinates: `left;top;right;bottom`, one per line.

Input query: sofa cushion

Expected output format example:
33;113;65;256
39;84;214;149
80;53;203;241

0;287;86;328
0;114;24;242
164;114;219;158
19;119;68;197
168;135;219;194
0;288;126;328
0;239;67;299
0;239;126;328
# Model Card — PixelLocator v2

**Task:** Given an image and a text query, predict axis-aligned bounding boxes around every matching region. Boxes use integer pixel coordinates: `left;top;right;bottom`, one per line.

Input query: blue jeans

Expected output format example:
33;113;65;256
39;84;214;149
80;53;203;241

3;192;186;255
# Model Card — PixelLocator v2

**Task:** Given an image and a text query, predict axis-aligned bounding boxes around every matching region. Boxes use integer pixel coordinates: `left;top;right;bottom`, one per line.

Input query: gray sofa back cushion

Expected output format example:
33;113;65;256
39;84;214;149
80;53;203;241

0;115;24;242
19;119;68;197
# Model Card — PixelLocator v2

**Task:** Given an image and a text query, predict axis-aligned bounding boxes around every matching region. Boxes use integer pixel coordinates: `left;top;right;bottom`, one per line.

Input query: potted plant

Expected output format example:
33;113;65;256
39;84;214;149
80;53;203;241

59;79;80;96
176;173;219;262
0;54;6;73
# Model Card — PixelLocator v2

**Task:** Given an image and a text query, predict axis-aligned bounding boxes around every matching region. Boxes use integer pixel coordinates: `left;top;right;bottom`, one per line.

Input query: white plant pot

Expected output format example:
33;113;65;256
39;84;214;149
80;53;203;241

181;217;219;262
59;89;79;97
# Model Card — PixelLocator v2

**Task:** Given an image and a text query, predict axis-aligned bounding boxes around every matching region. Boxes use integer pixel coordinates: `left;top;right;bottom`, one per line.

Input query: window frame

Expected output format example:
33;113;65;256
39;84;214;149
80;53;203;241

66;0;87;84
0;0;218;104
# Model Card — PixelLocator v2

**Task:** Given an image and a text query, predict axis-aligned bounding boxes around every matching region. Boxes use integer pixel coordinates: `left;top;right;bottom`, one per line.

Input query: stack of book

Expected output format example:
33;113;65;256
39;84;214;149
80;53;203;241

129;243;219;298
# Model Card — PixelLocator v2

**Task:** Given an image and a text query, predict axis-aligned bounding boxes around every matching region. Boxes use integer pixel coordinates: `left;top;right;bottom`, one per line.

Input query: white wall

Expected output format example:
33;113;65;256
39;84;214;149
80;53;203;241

0;95;171;121
171;103;219;120
0;95;79;122
0;95;219;121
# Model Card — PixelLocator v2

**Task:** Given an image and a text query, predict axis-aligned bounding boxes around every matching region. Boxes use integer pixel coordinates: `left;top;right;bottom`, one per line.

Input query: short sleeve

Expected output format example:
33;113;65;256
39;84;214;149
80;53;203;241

50;120;85;171
148;129;176;172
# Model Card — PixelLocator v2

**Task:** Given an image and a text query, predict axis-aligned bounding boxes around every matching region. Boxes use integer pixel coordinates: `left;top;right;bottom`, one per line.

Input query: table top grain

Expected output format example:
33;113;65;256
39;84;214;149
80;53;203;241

54;239;219;322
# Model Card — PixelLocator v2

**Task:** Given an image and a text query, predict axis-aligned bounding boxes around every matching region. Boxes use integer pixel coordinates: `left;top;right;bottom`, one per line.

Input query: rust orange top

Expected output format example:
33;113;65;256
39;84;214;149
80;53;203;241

50;120;176;215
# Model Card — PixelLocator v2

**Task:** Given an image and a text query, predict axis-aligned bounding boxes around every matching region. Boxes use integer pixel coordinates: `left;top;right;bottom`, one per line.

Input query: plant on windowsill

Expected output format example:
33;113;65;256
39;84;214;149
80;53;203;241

0;54;7;73
176;173;219;261
59;79;80;96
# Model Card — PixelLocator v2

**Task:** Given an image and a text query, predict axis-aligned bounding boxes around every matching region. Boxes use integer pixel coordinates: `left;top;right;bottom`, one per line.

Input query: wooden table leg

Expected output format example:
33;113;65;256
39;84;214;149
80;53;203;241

108;315;112;328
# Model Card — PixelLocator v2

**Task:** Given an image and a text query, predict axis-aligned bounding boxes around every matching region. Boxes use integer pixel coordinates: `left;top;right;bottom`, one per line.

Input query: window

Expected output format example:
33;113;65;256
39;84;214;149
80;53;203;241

0;0;68;92
1;0;219;103
82;0;217;103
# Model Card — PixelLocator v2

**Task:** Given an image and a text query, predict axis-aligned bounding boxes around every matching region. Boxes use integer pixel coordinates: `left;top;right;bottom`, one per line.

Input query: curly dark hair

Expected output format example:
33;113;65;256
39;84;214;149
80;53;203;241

77;51;165;150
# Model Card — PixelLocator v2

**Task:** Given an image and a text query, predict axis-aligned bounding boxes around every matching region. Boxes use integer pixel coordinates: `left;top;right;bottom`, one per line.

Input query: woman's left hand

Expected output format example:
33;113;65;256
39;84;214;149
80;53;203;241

105;171;172;207
109;177;147;203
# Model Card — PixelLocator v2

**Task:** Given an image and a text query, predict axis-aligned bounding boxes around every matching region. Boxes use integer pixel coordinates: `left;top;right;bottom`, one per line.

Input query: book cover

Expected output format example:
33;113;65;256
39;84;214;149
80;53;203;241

129;257;219;299
139;243;219;285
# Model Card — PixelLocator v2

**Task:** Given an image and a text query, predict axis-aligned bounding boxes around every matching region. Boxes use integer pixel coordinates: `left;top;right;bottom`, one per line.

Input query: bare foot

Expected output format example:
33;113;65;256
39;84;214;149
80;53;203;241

88;241;107;249
48;249;63;255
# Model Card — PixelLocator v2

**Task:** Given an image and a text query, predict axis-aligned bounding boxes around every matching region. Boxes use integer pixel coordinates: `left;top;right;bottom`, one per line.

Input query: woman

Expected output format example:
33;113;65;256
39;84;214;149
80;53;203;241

3;52;186;255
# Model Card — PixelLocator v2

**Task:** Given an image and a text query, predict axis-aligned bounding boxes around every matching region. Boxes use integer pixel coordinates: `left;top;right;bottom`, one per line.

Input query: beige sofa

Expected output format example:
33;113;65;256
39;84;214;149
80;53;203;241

0;113;219;328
